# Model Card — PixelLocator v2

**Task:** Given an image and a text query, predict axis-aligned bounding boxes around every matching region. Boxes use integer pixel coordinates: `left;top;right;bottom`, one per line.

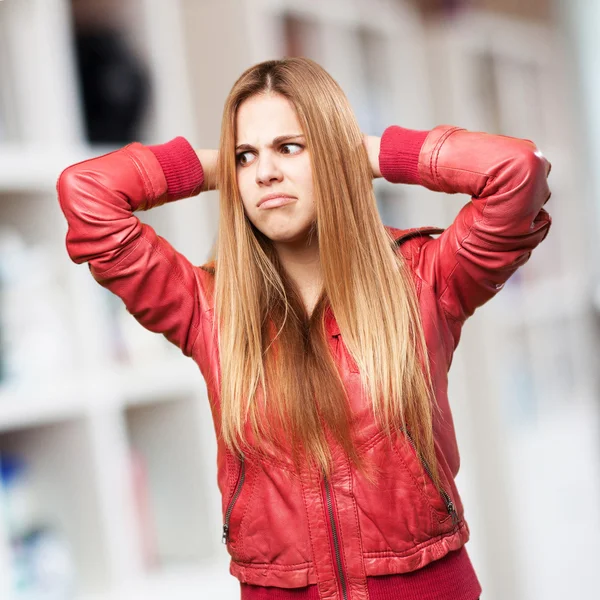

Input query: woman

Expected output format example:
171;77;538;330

57;57;551;600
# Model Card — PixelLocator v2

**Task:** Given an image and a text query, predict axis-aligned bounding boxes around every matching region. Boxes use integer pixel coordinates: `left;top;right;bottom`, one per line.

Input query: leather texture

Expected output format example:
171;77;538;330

57;125;551;599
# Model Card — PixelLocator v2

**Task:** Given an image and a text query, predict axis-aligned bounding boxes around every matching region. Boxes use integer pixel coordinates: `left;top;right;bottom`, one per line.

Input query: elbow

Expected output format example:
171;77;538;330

519;148;552;239
56;161;142;267
528;148;552;214
519;145;551;184
509;145;552;218
56;165;101;265
56;163;87;217
56;167;83;263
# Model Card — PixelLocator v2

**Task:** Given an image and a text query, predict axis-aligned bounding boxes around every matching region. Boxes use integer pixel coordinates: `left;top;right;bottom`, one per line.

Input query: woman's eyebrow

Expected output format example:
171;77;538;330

235;134;305;151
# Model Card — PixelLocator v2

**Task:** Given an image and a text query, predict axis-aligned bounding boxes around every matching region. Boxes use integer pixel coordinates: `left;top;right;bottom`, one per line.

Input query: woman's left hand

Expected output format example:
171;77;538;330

362;134;382;179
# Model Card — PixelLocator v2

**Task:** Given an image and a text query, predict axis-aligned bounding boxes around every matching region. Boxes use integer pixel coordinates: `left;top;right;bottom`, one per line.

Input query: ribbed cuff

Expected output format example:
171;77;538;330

379;126;430;185
147;136;204;200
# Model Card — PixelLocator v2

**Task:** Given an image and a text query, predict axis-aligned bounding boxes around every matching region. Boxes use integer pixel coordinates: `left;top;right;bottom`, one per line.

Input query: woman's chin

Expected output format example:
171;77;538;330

263;226;314;246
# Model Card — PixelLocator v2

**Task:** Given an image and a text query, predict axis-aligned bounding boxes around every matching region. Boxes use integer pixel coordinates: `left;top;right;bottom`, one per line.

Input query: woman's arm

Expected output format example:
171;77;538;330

377;124;552;347
195;148;219;192
57;137;213;360
362;134;382;179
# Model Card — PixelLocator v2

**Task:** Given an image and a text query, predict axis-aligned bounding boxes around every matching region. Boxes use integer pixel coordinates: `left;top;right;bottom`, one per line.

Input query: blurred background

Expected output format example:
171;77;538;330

0;0;598;598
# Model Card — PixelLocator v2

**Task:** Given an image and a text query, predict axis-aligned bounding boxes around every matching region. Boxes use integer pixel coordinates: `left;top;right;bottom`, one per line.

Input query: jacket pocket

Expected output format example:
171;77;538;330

221;451;313;566
353;430;460;554
396;427;459;530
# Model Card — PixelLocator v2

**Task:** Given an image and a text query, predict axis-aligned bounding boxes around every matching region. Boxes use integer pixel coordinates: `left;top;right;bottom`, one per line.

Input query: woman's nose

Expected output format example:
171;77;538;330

255;153;283;185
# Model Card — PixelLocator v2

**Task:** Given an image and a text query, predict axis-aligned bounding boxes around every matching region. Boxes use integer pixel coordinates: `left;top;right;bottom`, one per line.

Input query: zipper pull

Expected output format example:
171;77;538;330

222;524;229;544
446;500;459;527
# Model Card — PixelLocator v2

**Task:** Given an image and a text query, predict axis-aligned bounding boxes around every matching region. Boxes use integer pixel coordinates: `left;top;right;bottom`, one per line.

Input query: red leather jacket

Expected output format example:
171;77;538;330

57;125;551;599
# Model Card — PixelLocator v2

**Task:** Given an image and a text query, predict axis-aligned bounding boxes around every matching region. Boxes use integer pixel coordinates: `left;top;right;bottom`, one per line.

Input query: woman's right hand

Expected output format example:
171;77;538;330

196;149;219;192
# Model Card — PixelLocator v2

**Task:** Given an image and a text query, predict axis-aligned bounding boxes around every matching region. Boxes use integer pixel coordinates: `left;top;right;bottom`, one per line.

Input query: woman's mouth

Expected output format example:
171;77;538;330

258;196;297;209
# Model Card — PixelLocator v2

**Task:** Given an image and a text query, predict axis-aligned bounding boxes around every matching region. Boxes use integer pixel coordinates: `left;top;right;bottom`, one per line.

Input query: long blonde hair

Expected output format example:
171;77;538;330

209;57;443;490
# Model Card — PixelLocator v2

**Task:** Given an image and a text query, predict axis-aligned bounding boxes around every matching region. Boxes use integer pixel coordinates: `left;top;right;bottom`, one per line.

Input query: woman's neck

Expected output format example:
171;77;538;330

274;239;322;317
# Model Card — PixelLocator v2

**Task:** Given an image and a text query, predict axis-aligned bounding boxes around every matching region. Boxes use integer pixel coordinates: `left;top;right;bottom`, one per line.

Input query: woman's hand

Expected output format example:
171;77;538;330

362;134;382;179
196;149;219;192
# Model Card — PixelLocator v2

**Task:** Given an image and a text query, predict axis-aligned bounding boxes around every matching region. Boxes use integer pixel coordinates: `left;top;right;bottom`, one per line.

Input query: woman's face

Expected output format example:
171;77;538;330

235;93;316;246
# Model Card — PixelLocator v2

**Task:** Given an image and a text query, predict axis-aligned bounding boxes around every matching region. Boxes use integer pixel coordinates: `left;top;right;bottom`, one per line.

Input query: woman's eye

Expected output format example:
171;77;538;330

236;151;254;166
281;143;303;154
236;144;303;166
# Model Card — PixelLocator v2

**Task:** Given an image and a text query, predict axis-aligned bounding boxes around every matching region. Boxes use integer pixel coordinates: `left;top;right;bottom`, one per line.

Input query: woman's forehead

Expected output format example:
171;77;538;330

236;94;302;146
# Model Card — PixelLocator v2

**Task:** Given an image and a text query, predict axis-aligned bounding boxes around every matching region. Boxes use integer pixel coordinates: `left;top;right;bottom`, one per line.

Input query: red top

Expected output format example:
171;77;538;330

147;127;483;600
240;545;480;600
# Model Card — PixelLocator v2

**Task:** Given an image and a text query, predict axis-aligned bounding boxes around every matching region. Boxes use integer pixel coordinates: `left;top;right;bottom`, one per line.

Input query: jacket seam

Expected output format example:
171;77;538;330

232;559;313;569
356;428;395;454
143;233;199;305
190;272;214;357
244;449;298;473
123;145;157;208
91;235;145;277
436;164;499;178
429;126;463;191
300;479;323;584
114;231;196;301
189;325;203;358
362;521;467;557
230;522;466;568
345;458;370;599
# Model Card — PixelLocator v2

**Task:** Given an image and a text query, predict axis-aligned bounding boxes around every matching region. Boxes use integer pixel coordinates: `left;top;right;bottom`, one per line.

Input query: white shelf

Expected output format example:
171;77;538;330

118;357;204;406
486;271;592;327
0;356;204;433
78;560;239;600
0;376;90;433
0;144;118;193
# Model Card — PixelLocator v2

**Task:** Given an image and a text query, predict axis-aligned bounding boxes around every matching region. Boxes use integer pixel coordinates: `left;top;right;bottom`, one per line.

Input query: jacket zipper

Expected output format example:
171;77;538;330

222;452;246;544
322;475;348;600
402;428;459;527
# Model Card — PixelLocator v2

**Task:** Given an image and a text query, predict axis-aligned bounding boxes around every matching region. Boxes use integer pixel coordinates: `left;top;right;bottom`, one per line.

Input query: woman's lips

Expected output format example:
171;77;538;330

258;196;297;209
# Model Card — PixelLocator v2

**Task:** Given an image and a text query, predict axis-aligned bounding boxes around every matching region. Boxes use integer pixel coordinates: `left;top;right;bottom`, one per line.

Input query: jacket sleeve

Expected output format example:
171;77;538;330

380;124;552;348
56;137;211;358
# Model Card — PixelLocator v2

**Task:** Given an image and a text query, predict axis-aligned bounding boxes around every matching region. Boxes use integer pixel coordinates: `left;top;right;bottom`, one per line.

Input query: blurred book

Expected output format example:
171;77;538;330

129;448;158;569
1;453;77;600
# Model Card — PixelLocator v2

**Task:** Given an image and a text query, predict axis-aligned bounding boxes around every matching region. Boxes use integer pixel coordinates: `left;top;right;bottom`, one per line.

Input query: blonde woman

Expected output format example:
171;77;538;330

57;57;551;600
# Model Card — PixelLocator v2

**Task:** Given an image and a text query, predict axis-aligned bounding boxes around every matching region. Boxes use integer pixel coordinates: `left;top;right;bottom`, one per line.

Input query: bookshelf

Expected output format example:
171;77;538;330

0;0;225;598
422;10;600;599
0;0;440;598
